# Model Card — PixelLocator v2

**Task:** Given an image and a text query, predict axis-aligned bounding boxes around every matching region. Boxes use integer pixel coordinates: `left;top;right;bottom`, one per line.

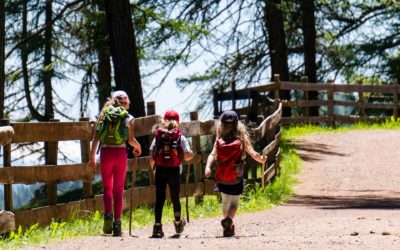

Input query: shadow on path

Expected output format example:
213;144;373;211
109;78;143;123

285;194;400;209
291;141;348;162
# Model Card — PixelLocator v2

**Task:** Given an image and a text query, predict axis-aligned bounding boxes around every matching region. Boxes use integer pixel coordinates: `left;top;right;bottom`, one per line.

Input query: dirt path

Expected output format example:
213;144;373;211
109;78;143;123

28;130;400;249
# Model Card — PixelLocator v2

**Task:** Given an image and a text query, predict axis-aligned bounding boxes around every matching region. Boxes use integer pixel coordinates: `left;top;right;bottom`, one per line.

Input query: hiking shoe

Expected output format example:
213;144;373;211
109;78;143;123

103;214;113;234
223;224;235;237
173;218;186;234
151;223;164;238
221;217;232;229
221;217;234;237
112;220;122;237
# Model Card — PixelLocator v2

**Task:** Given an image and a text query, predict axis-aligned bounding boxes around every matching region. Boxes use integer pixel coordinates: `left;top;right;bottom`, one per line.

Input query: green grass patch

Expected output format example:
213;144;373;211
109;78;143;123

282;117;400;140
3;119;400;249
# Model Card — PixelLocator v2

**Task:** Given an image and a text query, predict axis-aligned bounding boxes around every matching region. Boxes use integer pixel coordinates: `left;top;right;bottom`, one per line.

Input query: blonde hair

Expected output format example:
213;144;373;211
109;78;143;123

97;97;124;122
151;119;179;133
162;119;179;130
216;120;253;150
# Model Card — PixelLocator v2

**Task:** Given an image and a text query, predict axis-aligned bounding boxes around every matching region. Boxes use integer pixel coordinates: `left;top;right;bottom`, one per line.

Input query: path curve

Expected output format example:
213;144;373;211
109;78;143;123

28;130;400;249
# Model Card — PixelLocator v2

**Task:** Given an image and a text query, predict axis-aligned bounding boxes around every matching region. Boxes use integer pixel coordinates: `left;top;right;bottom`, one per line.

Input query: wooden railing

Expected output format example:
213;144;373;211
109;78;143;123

213;75;399;126
0;102;282;231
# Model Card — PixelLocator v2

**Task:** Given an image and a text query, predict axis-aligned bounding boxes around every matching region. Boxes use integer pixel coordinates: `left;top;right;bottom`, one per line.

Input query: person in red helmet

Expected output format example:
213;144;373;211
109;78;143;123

205;110;267;237
149;110;194;238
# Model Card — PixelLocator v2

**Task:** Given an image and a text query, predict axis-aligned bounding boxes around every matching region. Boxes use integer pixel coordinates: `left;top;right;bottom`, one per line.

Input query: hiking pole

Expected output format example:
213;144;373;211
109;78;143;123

185;161;191;223
129;155;137;236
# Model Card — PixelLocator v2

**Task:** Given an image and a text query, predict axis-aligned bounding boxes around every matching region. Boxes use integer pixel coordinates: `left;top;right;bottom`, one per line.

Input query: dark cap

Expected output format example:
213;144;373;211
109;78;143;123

220;110;238;126
164;110;180;123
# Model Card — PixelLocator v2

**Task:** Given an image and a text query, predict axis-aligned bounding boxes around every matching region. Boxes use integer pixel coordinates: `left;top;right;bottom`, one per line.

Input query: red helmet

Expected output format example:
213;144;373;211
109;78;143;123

164;110;179;123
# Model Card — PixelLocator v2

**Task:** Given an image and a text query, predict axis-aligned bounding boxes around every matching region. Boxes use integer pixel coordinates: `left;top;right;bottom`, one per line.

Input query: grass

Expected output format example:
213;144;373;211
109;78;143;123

2;119;400;249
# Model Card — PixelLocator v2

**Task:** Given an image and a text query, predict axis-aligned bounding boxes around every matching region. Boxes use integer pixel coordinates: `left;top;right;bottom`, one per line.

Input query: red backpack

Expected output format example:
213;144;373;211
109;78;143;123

215;138;245;184
153;128;183;167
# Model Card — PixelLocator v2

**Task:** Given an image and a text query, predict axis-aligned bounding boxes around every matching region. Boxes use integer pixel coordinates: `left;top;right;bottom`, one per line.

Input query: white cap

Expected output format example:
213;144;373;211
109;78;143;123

112;90;129;101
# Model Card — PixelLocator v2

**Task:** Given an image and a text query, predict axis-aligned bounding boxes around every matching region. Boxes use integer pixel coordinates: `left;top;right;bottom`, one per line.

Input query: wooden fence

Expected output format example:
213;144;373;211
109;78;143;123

0;102;282;232
213;74;399;126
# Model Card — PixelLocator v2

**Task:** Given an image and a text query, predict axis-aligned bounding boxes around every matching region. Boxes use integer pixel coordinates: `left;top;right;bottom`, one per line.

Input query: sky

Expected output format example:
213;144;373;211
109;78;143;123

64;59;206;122
142;66;201;120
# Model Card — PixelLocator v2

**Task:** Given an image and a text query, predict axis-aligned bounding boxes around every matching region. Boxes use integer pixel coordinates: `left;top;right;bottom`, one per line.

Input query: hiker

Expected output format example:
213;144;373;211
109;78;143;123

89;90;142;237
149;110;194;238
204;110;267;237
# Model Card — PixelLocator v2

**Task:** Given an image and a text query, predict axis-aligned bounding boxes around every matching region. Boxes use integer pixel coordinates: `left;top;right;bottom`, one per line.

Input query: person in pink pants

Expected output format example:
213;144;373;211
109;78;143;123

89;90;141;236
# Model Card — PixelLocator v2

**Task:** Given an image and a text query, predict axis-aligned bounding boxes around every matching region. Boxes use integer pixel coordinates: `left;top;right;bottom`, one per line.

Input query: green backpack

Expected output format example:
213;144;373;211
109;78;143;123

96;106;129;145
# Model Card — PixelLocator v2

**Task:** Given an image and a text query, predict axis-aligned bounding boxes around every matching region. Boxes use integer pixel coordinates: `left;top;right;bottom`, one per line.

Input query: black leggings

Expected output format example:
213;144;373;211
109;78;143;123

155;166;181;223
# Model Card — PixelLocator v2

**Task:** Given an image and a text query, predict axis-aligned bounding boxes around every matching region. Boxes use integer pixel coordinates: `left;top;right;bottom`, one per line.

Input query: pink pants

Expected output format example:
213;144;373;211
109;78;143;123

100;147;127;220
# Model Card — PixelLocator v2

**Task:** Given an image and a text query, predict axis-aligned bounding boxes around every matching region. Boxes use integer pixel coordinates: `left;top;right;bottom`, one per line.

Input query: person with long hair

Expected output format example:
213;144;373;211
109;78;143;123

204;110;267;237
89;90;141;236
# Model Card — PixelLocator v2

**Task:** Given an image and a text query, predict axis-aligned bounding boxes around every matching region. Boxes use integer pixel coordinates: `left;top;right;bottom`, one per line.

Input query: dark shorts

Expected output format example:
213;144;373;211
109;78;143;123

218;179;244;195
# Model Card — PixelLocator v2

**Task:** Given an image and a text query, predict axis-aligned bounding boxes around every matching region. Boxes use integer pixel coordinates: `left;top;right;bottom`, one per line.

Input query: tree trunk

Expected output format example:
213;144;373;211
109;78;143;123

22;1;45;121
264;0;291;117
95;0;111;112
104;0;145;118
0;0;5;119
301;0;319;116
43;0;54;120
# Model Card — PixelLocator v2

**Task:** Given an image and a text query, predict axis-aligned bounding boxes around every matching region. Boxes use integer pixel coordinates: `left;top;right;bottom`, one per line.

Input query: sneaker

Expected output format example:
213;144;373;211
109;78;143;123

103;214;113;234
173;218;186;234
221;217;232;229
152;223;164;238
230;224;235;236
221;217;234;237
112;220;122;237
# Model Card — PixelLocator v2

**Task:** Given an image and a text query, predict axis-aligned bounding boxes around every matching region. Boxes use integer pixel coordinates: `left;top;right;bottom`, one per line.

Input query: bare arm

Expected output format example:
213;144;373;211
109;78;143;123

149;149;155;170
181;136;194;162
184;151;194;162
245;144;267;164
204;142;217;177
88;133;99;170
128;119;142;156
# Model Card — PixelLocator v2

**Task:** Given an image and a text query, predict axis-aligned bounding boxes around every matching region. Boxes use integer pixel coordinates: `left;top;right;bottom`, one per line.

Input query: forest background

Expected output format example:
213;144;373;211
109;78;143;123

0;0;399;209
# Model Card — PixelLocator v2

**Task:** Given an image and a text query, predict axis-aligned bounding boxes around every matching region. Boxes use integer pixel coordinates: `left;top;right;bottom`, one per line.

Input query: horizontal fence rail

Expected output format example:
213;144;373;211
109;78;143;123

213;75;398;126
0;103;282;231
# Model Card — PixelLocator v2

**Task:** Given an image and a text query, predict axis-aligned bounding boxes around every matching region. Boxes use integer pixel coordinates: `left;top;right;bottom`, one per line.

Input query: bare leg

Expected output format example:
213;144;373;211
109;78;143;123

227;207;238;219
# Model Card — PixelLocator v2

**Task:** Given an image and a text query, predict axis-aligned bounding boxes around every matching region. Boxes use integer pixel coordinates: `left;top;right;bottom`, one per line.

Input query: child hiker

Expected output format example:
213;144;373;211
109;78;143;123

149;110;194;238
204;110;267;237
89;90;142;236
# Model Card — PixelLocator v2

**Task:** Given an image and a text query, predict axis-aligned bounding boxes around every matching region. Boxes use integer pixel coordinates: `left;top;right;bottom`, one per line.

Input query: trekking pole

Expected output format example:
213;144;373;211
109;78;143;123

129;155;137;236
185;161;191;223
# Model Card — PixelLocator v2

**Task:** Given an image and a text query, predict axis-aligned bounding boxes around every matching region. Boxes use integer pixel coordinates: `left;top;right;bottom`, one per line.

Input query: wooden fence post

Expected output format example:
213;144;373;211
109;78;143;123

231;81;236;111
147;101;156;185
80;117;93;198
301;76;309;117
393;80;399;120
0;119;12;211
190;111;203;204
249;121;259;182
357;80;366;119
45;119;59;205
219;86;224;114
274;74;280;100
326;79;335;127
146;101;156;116
213;88;219;118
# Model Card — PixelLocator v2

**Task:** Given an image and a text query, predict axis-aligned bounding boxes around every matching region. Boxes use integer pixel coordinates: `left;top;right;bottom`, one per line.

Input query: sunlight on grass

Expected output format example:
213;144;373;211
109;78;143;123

2;119;400;249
